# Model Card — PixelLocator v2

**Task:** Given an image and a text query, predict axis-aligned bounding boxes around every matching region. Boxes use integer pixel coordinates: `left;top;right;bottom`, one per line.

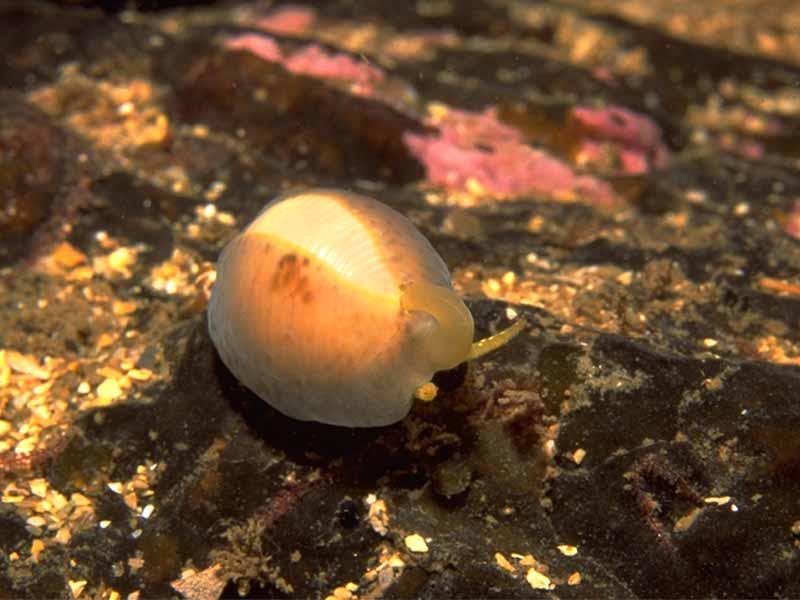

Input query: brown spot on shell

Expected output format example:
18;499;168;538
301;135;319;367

272;253;300;290
279;253;297;267
290;275;310;299
272;253;314;301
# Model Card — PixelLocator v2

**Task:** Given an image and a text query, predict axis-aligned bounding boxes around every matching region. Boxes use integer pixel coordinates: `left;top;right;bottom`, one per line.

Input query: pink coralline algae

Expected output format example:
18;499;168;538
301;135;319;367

786;200;800;240
570;105;670;175
224;34;384;92
226;34;283;63
283;45;384;86
255;5;316;36
403;107;617;204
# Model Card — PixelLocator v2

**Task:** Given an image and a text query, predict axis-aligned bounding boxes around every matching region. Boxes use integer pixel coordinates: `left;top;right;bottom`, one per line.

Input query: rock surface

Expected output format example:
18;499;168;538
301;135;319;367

0;1;799;598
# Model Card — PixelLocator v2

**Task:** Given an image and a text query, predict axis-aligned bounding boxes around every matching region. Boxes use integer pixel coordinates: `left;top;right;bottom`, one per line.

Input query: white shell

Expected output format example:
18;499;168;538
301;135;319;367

208;188;473;427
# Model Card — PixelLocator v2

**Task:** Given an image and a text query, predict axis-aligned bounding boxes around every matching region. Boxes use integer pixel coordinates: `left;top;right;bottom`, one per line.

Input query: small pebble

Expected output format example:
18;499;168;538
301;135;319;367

571;448;586;465
526;568;554;590
557;544;578;556
15;437;38;454
27;516;47;528
97;379;123;401
495;552;516;573
128;368;152;381
568;571;582;586
68;579;87;598
29;479;48;498
112;300;138;316
31;539;45;562
404;533;429;553
52;242;87;268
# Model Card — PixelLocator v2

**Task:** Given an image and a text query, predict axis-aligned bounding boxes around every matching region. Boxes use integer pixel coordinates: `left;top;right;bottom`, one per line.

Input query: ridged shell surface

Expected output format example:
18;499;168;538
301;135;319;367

208;189;471;427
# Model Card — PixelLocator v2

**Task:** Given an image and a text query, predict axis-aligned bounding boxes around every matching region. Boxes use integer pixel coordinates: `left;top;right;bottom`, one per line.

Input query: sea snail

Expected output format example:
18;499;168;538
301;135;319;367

208;188;523;427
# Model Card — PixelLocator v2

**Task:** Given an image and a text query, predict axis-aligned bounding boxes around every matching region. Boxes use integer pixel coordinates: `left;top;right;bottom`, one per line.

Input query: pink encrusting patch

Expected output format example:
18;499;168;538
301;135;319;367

572;105;663;150
786;200;800;240
403;107;617;205
226;33;284;63
284;45;384;86
575;138;652;175
255;5;316;36
571;105;670;175
224;34;384;92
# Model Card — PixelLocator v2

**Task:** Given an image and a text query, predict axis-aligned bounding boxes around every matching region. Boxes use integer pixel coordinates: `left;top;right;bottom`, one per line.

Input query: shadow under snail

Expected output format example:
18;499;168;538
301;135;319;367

208;188;523;427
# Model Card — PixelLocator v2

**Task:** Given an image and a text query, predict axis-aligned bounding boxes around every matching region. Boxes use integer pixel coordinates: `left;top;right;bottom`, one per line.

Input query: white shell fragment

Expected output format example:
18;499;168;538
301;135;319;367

208;188;474;427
